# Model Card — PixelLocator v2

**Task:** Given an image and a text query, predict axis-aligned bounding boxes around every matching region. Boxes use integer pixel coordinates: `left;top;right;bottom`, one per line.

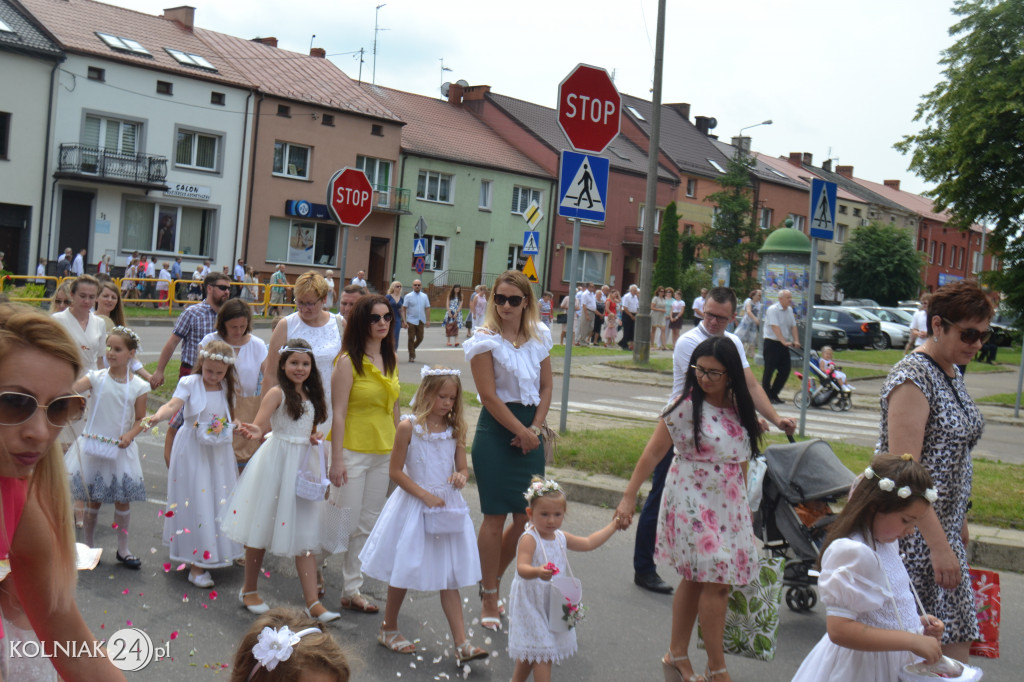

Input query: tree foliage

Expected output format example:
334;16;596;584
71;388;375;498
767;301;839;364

703;152;764;293
652;201;680;294
895;0;1024;314
835;222;923;305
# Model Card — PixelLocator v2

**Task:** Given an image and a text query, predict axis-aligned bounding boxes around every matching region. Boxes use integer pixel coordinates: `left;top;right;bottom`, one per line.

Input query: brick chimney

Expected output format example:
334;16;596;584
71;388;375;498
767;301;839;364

252;36;278;48
665;102;690;120
462;85;490;101
163;6;195;30
802;152;813;165
836;165;854;179
788;152;803;167
822;159;832;172
309;47;326;58
884;179;901;191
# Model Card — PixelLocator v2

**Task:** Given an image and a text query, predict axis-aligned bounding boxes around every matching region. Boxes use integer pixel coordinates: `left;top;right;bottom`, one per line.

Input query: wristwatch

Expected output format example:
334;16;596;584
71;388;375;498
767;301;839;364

529;425;543;438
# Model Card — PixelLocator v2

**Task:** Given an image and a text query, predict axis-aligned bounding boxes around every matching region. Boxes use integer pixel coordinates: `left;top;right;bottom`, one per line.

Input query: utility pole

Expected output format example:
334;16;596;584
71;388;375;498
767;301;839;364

372;4;387;85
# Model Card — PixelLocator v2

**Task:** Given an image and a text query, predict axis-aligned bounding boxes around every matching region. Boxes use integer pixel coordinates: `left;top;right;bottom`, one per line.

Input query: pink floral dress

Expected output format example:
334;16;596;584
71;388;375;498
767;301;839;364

655;397;758;585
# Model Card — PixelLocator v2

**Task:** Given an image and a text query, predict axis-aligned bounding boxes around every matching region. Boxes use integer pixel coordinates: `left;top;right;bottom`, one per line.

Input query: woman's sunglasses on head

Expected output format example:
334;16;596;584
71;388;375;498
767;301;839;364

0;392;87;427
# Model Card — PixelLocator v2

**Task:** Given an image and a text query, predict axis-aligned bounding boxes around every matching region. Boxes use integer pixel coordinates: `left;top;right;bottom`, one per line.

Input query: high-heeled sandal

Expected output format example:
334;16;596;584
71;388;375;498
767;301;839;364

454;641;489;666
477;584;501;631
704;667;728;681
662;652;703;682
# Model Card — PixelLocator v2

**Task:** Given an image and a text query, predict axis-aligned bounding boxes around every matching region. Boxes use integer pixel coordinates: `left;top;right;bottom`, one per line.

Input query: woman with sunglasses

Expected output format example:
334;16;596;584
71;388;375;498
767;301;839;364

877;279;992;664
328;294;400;614
49;281;72;313
0;303;127;680
462;270;552;631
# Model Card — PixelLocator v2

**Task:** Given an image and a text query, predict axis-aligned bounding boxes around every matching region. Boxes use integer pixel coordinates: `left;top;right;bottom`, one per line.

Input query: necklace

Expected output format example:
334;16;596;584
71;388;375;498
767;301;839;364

502;333;523;349
426;419;446;431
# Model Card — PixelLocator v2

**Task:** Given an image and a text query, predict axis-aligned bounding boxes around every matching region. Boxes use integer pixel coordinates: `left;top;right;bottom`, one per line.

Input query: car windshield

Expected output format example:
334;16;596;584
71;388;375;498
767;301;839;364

850;308;880;321
881;308;914;324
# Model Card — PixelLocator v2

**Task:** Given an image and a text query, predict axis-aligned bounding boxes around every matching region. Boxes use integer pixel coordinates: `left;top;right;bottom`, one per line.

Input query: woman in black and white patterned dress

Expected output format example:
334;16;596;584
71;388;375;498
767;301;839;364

877;280;992;663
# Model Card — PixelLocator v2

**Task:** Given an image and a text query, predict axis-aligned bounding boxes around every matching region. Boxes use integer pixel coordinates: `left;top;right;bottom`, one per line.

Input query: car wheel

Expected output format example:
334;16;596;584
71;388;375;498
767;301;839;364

873;333;890;350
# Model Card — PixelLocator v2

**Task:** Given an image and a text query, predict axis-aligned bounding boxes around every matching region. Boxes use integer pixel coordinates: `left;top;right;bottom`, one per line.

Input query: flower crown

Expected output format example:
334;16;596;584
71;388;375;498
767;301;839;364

198;349;235;365
864;459;938;503
110;325;140;345
421;366;461;378
249;625;321;678
279;345;312;354
524;478;563;503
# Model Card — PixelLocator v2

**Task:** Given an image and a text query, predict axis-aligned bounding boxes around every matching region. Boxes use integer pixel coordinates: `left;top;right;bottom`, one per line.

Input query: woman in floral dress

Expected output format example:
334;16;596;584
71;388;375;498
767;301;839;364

617;336;763;682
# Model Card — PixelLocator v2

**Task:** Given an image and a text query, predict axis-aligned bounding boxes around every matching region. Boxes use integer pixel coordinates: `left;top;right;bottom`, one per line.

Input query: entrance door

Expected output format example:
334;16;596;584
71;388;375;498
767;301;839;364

367;237;389;293
472;241;486;287
58;189;94;258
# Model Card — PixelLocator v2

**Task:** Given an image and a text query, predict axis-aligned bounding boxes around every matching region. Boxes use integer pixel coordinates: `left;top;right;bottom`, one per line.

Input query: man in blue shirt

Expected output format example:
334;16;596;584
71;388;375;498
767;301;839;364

169;257;182;308
401;279;431;362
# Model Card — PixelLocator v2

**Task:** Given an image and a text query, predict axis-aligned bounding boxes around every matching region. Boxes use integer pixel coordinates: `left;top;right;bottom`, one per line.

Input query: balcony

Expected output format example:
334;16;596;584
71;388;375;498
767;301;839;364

371;184;411;214
56;144;169;190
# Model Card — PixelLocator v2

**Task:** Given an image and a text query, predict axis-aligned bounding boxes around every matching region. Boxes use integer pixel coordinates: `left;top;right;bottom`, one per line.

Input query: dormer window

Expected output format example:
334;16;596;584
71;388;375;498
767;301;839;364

165;48;217;71
96;32;151;56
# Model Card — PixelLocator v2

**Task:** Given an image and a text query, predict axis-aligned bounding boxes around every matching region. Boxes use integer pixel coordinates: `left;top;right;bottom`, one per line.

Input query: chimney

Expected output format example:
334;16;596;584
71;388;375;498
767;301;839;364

446;82;465;105
694;115;713;136
461;85;491;101
802;152;813;165
665;102;690;120
731;136;751;154
252;36;278;48
787;152;803;167
884;179;901;191
836;165;854;178
162;6;195;30
309;47;326;58
822;159;832;172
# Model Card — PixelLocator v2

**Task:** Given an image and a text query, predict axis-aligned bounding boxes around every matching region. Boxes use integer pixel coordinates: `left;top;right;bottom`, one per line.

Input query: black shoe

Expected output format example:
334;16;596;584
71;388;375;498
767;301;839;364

116;551;141;569
634;572;673;594
770;396;786;405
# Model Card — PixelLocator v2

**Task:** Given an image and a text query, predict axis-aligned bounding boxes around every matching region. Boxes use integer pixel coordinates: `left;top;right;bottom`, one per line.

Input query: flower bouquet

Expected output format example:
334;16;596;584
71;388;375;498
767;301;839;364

195;414;233;444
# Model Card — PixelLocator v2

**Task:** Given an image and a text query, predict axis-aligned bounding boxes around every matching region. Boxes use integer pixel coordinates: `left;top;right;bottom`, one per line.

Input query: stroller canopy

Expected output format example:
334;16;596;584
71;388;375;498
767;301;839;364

764;439;855;504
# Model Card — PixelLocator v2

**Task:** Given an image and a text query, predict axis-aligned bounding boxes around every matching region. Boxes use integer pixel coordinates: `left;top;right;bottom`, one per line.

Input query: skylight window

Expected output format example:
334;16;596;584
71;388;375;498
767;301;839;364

626;105;645;121
96;32;151;56
707;159;726;173
165;48;217;71
767;167;787;178
0;17;14;33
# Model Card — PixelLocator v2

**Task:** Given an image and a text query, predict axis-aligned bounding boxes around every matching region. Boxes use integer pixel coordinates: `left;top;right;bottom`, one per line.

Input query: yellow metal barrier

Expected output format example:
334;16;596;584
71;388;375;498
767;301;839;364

264;283;295;317
0;274;60;304
120;277;173;311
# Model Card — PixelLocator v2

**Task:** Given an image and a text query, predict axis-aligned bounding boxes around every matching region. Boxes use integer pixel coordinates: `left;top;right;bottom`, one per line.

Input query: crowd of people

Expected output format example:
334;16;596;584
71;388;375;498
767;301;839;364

0;268;996;680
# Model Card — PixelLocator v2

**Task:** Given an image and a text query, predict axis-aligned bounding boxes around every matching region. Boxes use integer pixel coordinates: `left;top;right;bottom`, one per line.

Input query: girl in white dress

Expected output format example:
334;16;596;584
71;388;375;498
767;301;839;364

144;340;243;589
508;478;620;682
792;454;945;682
359;366;488;666
222;339;340;623
66;326;150;568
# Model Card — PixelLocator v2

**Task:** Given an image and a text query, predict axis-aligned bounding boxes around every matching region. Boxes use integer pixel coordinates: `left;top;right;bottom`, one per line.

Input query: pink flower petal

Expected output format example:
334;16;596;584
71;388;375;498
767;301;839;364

164;510;175;518
170;631;179;640
176;563;186;571
126;620;132;627
121;588;130;595
202;550;211;560
209;590;218;600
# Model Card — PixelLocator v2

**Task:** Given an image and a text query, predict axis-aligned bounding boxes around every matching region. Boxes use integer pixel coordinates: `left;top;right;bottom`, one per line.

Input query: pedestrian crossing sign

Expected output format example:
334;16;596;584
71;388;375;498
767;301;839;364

521;255;539;283
558;150;609;221
522;231;539;255
413;238;427;257
809;178;837;240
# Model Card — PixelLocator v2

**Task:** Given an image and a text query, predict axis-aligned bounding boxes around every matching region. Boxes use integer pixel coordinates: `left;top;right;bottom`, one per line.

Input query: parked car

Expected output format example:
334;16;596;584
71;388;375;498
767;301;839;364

812;306;883;349
990;308;1021;347
841;298;880;307
796;320;849;350
846;308;910;349
869;307;915;326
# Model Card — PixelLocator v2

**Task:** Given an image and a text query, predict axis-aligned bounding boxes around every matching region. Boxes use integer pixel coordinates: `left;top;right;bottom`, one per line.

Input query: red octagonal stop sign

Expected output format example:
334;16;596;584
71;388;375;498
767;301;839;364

326;167;374;226
557;64;621;154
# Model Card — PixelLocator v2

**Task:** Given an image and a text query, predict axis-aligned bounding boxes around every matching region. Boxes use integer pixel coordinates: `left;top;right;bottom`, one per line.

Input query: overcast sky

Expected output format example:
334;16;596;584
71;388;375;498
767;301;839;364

111;0;960;195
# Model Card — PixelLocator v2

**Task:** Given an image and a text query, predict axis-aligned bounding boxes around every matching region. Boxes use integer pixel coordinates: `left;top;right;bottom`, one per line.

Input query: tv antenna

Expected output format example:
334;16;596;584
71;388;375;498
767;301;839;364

439;58;453;99
372;4;389;85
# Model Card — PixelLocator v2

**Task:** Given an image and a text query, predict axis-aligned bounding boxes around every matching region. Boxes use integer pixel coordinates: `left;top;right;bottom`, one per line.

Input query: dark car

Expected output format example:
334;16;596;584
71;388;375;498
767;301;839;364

812;306;882;349
797;320;849;350
991;309;1021;347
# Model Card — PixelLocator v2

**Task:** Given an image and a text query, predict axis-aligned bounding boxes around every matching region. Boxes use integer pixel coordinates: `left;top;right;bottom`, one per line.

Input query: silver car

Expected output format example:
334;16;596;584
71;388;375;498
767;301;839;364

847;307;910;349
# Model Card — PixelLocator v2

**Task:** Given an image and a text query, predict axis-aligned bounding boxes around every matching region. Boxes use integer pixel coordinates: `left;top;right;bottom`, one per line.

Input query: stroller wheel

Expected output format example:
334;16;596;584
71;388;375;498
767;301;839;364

793;391;809;409
785;586;816;612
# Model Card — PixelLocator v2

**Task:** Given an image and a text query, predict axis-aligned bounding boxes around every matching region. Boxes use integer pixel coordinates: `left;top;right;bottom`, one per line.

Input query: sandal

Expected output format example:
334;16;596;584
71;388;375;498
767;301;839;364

340;594;379;613
455;641;489;666
377;628;415;654
662;653;703;682
704;667;728;681
478;583;503;629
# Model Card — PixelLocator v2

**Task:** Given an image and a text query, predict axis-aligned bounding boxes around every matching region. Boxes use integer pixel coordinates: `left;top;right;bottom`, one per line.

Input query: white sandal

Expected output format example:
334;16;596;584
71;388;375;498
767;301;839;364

454;641;489;666
662;652;703;682
377;628;415;654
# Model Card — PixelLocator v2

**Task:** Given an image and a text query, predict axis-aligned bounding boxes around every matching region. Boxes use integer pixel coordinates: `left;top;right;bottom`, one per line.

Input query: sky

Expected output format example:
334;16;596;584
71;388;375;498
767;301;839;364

108;0;961;195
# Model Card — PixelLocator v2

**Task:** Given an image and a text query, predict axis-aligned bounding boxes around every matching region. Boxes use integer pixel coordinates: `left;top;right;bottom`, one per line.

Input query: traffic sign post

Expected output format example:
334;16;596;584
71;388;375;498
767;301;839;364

558;151;609;222
522;231;539;256
326;167;374;284
557;64;621;154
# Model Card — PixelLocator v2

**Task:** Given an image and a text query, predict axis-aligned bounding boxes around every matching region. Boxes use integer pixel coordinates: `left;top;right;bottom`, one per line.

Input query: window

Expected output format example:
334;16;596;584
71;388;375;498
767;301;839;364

938;243;945;266
87;66;105;81
838;205;847;214
759;208;773;229
683;224;694;236
972;251;983;274
707;159;726;173
638;205;661;232
95;32;150;56
686;179;697;197
511;185;541;214
625;105;645;121
817;262;829;282
929;241;936;264
272;142;310;179
164;48;216;71
122;200;215;255
267;218;338;266
417;170;453;203
0;17;12;32
479;180;493;210
787;214;806;231
211;92;225;106
156;80;173;95
371;124;384;136
957;247;964;269
852;207;862;218
357;155;393;206
919;237;927;252
562;248;609;283
507;244;525;271
835;223;847;244
83;115;138;154
175;129;220;172
321;114;334;127
277;104;291;117
0;112;9;159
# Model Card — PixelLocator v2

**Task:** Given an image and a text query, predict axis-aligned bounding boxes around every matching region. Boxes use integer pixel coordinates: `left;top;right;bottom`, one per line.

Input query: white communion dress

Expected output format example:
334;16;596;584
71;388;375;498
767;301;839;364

507;526;577;664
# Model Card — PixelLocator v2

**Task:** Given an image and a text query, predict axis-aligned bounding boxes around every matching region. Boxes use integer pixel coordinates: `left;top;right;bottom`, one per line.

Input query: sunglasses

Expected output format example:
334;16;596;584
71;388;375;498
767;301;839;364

212;284;231;292
0;392;87;427
53;298;70;306
691;365;727;381
493;294;524;307
369;312;393;324
942;318;991;344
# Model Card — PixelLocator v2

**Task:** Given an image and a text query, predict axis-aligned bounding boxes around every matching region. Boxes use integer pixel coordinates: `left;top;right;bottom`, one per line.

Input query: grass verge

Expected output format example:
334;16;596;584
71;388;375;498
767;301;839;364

975;393;1021;408
551;344;631;358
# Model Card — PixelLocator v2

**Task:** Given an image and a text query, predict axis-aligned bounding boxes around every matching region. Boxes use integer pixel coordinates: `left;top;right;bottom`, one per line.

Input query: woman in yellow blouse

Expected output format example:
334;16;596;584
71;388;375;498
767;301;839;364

328;294;400;613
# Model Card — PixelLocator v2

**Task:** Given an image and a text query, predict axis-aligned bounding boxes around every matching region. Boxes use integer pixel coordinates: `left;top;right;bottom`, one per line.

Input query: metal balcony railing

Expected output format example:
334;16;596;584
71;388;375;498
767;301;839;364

57;144;168;186
371;184;411;214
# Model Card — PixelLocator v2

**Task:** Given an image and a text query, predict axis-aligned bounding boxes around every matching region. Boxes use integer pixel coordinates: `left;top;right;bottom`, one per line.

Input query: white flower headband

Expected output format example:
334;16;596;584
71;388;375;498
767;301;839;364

198;349;235;365
421;366;461;378
524;478;563;503
279;346;312;354
249;625;321;679
864;464;938;503
110;325;140;345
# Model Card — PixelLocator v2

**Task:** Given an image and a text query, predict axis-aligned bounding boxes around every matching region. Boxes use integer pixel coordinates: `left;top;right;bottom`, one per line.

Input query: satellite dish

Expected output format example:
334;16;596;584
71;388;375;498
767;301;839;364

707;117;718;130
441;82;451;97
456;79;469;87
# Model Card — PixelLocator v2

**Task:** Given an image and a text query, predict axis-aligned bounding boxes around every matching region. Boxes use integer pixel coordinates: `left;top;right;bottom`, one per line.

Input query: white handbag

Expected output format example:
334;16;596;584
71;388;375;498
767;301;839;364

295;440;330;501
194;396;234;445
81;371;131;460
537;529;584;632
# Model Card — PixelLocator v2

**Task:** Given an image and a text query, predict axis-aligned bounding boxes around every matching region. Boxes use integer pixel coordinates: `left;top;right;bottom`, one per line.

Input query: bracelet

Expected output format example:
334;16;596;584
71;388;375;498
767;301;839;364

529;425;543;438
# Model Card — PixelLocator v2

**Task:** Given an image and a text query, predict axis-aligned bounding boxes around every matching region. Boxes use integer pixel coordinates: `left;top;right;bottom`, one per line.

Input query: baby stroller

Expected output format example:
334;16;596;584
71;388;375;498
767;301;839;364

752;438;855;612
792;350;852;412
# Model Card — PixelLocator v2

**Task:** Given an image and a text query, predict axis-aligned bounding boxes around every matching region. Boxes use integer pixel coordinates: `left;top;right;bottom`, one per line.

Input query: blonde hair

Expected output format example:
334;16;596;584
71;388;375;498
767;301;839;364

230;608;351;682
192;340;239;413
0;303;79;610
293;271;328;302
481;270;542;342
411;368;467;446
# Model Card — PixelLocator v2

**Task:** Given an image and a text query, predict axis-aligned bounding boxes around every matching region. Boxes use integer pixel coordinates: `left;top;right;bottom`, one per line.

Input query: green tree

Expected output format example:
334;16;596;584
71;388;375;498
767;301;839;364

652;202;680;293
835;222;923;305
895;0;1024;314
677;264;711;304
703;152;764;293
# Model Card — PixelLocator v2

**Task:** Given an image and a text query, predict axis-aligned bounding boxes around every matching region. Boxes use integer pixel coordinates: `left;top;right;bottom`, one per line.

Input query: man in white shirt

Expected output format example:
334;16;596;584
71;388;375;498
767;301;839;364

71;249;85;276
351;270;367;288
619;284;640;350
691;288;707;326
578;282;597;346
761;289;800;404
906;293;931;352
401;279;431;362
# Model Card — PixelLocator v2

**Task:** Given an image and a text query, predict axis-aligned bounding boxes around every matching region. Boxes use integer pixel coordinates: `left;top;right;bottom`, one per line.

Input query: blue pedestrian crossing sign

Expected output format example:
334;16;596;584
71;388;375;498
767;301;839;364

558;150;609;221
522;231;539;255
809;178;838;241
412;237;427;257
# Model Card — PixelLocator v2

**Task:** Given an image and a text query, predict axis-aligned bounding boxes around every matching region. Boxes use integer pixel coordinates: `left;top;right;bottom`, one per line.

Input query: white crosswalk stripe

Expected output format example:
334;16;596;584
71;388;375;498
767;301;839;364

556;396;882;442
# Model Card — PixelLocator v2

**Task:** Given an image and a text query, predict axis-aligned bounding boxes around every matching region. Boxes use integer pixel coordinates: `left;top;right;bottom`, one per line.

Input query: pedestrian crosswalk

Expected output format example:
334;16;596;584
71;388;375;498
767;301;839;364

558;394;883;443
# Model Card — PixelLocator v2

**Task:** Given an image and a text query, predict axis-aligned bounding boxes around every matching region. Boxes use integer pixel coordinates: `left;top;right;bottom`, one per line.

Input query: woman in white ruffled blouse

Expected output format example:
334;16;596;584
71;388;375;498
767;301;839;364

462;270;553;631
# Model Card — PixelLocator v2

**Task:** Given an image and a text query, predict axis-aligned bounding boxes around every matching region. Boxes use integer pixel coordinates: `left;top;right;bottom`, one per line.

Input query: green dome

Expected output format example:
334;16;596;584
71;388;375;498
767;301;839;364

759;227;811;254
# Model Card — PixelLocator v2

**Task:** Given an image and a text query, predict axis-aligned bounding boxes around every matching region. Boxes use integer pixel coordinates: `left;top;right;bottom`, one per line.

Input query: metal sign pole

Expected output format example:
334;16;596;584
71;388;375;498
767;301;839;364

798;238;818;437
338;225;349;285
559;217;582;433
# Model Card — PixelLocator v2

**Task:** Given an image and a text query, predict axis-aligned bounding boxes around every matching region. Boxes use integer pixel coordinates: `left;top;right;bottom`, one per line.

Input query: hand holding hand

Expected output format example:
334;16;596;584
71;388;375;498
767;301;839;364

237;423;262;441
614;497;635;529
149;370;164;390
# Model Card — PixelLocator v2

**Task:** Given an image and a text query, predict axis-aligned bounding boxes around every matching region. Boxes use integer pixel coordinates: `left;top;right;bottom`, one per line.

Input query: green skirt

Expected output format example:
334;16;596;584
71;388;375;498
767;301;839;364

472;403;544;515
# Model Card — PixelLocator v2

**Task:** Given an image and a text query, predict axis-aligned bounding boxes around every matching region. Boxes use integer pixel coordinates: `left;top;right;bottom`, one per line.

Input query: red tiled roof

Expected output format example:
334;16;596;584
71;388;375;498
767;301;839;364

360;84;549;178
196;29;400;122
17;0;252;87
754;153;863;202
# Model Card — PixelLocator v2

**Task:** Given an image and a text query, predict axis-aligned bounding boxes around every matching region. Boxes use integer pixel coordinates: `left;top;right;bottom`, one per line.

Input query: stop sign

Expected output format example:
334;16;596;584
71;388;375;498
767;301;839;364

557;64;621;154
326;167;374;226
